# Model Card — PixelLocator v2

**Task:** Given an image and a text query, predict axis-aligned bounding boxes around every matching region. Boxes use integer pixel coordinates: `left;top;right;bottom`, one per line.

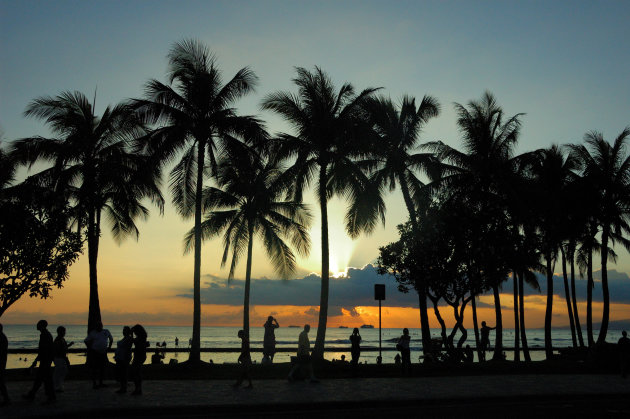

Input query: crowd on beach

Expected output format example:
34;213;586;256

2;317;630;406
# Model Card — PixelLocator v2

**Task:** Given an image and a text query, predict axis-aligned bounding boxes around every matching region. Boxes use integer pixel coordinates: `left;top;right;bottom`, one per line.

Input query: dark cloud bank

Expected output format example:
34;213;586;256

177;265;630;312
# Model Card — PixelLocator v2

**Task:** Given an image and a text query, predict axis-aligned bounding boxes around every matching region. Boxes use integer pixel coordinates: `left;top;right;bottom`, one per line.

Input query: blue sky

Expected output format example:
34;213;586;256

1;0;630;325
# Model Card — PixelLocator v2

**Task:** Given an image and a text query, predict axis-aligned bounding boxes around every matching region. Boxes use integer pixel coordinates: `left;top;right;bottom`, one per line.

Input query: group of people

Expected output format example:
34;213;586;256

0;320;149;405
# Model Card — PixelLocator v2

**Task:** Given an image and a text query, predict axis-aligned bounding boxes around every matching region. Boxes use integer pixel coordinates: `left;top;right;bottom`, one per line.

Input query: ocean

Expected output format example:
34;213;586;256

3;324;609;369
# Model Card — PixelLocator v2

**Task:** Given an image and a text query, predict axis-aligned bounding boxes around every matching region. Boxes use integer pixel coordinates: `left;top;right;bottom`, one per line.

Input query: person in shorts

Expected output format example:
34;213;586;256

287;324;318;383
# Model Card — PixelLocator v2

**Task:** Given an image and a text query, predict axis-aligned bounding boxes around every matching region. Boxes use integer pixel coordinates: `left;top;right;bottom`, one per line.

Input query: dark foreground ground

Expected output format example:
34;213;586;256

2;371;630;418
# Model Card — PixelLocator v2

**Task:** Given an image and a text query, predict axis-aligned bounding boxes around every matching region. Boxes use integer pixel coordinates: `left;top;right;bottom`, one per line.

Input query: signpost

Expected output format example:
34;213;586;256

374;284;385;362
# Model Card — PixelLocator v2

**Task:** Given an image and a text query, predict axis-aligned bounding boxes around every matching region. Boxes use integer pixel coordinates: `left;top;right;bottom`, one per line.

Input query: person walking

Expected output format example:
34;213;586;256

397;328;411;376
233;330;253;388
23;320;55;404
0;324;9;406
84;321;113;389
287;324;318;383
479;321;496;362
114;326;133;394
52;326;73;392
130;324;148;395
263;316;279;363
350;328;361;366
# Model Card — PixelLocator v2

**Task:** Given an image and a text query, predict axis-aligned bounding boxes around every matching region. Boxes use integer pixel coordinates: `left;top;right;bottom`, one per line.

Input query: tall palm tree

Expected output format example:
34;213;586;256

183;143;311;338
261;67;384;359
426;91;523;360
133;39;265;362
11;91;164;332
570;127;630;343
363;95;439;356
530;145;579;358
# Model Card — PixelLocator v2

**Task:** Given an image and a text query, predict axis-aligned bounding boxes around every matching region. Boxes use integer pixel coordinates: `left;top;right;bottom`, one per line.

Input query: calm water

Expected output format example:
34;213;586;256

3;324;607;369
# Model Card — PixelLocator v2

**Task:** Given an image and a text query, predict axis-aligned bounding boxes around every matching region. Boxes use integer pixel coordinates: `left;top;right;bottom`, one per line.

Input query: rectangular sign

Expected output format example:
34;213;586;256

374;284;385;300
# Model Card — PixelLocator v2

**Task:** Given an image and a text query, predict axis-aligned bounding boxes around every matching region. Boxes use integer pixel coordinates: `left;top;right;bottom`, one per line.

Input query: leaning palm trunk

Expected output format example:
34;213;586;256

569;246;584;347
313;167;330;360
518;272;531;361
87;207;102;333
513;271;520;361
544;254;554;359
243;226;254;339
471;290;481;361
400;176;432;356
597;228;610;344
586;250;594;346
561;249;578;347
190;140;206;363
492;285;503;360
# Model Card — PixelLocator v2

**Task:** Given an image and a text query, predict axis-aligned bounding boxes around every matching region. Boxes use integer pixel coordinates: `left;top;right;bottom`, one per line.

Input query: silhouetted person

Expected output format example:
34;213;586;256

0;324;9;406
479;321;495;362
131;324;148;395
464;344;474;364
350;328;361;367
52;326;73;392
84;321;113;389
114;326;133;394
397;328;411;375
287;324;318;382
151;352;164;364
394;353;401;364
175;337;179;347
233;330;253;388
263;316;279;362
23;320;55;404
618;330;630;378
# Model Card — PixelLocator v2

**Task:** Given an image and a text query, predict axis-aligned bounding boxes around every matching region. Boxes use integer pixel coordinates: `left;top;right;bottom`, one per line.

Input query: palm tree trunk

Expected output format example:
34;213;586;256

518;272;531;362
561;248;578;347
569;246;584;347
492;285;503;360
429;294;448;347
598;227;610;344
190;140;205;363
313;165;329;360
417;288;432;358
87;207;101;333
513;271;520;362
587;249;594;346
471;292;481;361
544;254;554;359
243;225;254;339
399;176;432;355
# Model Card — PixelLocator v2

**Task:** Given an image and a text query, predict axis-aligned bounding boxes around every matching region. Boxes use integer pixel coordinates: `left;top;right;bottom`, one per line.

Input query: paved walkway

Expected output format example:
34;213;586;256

2;374;630;418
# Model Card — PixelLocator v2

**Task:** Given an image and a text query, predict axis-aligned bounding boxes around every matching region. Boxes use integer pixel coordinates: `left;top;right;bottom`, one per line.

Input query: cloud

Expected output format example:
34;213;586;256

180;266;630;310
178;264;418;309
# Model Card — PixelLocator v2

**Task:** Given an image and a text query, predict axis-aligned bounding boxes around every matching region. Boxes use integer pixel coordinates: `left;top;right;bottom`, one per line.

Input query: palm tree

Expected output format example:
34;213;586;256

261;67;383;359
11;91;164;332
426;91;523;360
133;39;265;362
530;145;579;358
183;143;311;338
570;127;630;344
363;95;439;356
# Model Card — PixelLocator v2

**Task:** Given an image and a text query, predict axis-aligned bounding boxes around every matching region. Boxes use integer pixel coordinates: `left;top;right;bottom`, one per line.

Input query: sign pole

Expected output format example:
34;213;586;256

374;284;385;364
379;299;382;360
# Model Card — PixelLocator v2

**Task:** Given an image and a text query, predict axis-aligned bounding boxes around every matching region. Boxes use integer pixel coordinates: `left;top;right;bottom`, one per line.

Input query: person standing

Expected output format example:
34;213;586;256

618;330;630;378
0;324;9;406
263;316;279;362
479;321;496;362
131;324;148;395
349;328;361;366
233;330;253;388
287;324;318;382
84;321;113;389
397;328;411;376
23;320;55;404
52;326;73;392
114;326;133;394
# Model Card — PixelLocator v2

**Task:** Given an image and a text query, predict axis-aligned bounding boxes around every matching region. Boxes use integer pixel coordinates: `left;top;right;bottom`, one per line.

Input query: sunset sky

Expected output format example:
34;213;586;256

1;0;630;329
